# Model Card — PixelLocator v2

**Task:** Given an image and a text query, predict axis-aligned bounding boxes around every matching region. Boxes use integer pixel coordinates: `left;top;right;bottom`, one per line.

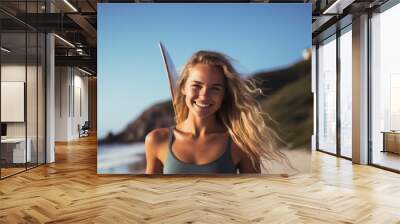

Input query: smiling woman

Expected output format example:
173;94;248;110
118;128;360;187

183;64;226;120
145;51;291;174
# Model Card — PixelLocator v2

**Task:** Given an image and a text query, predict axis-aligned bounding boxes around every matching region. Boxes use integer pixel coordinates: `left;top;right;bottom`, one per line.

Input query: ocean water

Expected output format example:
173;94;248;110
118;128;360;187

97;144;311;174
97;142;146;174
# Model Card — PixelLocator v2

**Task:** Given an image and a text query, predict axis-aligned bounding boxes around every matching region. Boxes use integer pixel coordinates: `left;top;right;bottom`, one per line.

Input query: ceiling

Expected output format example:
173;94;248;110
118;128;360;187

0;0;392;75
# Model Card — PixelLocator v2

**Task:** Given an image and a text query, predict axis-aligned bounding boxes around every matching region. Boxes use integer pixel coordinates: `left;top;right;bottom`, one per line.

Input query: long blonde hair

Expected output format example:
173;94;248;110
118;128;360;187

173;50;290;171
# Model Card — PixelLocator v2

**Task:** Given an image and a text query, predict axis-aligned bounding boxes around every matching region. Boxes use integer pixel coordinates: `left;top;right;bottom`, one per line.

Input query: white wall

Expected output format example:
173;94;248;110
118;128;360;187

1;65;38;138
1;63;46;163
55;67;89;141
55;66;69;141
1;65;26;144
1;65;26;131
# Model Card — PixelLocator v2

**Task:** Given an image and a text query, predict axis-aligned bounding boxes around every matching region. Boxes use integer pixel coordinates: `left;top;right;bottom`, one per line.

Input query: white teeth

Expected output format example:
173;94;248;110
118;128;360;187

195;102;211;108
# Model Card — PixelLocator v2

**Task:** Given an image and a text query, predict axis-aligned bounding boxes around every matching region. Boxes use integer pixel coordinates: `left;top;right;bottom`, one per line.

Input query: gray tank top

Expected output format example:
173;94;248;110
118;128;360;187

163;127;237;174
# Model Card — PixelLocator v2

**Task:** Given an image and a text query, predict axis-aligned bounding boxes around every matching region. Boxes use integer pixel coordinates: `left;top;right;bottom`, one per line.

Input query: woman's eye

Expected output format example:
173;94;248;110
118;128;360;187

191;85;201;89
211;88;221;92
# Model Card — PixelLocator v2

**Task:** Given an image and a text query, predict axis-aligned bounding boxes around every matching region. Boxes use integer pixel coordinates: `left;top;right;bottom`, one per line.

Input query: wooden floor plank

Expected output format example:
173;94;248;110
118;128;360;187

0;134;399;223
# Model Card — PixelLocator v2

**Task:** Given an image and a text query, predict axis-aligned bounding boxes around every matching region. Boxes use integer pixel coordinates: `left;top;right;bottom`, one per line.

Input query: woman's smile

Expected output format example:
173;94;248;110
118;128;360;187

194;101;213;109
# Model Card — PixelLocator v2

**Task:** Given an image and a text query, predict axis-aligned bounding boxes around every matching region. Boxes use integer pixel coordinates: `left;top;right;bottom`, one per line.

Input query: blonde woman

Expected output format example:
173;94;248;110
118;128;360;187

145;51;288;174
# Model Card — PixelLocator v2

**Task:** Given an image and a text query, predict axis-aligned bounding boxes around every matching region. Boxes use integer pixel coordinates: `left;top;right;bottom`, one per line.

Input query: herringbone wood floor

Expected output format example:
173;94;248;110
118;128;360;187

1;134;400;223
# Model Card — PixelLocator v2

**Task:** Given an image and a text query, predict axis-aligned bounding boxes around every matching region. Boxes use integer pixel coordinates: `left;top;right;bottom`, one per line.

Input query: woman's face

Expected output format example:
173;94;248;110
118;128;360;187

182;63;226;119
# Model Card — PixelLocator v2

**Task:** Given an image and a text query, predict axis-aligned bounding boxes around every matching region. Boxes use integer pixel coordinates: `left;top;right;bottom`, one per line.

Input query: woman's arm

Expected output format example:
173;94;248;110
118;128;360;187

145;130;164;174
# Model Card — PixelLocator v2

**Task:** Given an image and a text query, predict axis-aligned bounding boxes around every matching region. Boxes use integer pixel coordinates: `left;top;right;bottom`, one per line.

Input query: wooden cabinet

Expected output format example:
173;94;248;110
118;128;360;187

382;132;400;154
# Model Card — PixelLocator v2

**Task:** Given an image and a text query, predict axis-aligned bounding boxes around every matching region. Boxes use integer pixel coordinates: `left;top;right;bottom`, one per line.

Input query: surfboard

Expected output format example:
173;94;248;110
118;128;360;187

158;41;179;100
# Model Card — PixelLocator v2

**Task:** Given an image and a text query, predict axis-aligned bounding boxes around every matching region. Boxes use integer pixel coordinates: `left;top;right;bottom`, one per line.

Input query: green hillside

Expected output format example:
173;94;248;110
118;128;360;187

260;75;313;148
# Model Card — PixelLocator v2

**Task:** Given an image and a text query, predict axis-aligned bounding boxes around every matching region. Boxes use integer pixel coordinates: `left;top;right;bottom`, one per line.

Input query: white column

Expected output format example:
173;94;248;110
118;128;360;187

352;14;369;164
46;33;55;163
45;1;55;163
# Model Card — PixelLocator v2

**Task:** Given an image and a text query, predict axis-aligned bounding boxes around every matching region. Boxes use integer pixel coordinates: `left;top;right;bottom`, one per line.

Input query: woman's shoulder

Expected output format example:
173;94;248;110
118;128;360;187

145;128;171;173
145;127;171;146
144;127;171;161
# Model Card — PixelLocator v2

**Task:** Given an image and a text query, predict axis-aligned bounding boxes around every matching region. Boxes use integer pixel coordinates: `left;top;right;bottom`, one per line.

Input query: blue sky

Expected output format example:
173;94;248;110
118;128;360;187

98;3;311;138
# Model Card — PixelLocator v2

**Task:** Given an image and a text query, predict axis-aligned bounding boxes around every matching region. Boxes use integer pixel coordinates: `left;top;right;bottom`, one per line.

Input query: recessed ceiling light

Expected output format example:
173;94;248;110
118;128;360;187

323;0;355;15
54;34;75;48
78;67;93;76
63;0;78;12
1;47;11;53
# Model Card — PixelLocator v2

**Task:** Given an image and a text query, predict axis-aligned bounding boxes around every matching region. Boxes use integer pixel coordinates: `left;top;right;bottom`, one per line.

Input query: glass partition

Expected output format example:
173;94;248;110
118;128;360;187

317;35;337;154
339;26;352;158
371;2;400;171
38;32;45;165
0;1;46;179
27;30;38;169
1;31;27;177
